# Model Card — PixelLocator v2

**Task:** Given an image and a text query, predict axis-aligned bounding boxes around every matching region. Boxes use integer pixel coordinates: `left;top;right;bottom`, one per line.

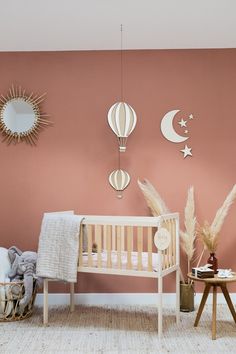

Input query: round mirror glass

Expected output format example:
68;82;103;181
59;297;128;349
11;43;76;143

2;99;37;134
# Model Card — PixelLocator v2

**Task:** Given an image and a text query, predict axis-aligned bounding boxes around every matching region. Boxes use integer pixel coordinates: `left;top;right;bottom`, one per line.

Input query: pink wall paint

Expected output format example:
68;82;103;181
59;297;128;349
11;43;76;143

0;49;236;293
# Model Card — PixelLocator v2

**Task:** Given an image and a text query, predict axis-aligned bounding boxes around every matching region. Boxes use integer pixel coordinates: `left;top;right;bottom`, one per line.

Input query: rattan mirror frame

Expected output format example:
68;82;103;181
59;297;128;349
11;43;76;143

0;85;51;145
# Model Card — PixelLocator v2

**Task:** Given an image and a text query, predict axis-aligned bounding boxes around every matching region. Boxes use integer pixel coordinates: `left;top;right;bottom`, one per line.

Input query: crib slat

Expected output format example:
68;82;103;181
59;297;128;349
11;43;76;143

147;227;153;272
87;225;93;267
161;223;167;270
112;225;116;250
96;225;102;268
163;223;169;269
163;249;167;269
169;219;175;267
137;227;143;271
170;219;174;267
79;224;83;267
165;248;169;269
117;226;122;269
169;221;173;267
168;220;172;267
172;218;176;265
127;226;133;270
166;221;171;268
106;225;112;268
102;224;106;250
121;226;125;251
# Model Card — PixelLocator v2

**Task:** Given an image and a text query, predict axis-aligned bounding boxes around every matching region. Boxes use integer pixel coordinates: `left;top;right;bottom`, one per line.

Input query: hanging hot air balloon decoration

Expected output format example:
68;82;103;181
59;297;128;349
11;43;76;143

109;169;130;198
108;25;136;197
108;102;137;152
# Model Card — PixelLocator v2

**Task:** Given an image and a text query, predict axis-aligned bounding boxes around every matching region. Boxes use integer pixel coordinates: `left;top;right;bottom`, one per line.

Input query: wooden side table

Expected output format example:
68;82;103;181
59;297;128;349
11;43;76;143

187;273;236;340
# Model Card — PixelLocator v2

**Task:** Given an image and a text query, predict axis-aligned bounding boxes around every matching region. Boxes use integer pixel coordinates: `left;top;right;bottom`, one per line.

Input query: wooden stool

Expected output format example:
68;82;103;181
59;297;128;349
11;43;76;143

188;273;236;340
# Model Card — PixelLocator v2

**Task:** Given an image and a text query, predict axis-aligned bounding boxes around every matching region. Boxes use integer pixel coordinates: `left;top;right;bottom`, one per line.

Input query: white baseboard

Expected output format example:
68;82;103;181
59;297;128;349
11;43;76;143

35;293;236;307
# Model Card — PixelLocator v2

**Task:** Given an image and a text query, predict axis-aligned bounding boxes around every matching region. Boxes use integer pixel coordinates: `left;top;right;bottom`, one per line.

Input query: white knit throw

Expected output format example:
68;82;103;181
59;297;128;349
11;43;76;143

36;214;83;282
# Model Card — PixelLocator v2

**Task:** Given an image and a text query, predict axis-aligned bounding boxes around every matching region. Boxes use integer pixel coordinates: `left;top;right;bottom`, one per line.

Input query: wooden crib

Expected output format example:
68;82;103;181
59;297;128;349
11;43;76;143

43;213;180;338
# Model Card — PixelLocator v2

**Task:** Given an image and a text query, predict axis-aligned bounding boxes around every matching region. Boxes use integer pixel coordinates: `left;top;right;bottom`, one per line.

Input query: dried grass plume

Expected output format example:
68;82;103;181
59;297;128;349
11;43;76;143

137;179;169;216
200;184;236;252
138;178;189;282
180;186;196;263
199;221;217;253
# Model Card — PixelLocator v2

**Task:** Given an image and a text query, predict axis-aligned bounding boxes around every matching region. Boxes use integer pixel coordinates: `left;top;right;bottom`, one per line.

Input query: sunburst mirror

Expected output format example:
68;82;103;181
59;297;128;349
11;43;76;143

0;85;51;145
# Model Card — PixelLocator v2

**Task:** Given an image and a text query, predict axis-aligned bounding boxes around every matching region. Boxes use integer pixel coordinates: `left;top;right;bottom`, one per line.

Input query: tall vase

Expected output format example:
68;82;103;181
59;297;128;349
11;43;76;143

180;282;194;312
207;253;218;274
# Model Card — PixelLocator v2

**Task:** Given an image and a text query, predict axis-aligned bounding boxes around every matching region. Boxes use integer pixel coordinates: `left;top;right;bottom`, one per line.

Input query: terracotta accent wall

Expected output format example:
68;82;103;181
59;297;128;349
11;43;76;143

0;49;236;293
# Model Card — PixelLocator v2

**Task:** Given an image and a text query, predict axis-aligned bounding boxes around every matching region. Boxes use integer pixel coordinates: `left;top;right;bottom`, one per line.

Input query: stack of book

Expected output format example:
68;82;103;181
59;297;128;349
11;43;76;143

192;267;214;278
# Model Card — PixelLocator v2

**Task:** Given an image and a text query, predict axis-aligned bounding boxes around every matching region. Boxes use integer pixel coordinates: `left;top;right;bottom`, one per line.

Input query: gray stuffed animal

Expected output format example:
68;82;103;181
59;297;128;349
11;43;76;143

8;246;41;310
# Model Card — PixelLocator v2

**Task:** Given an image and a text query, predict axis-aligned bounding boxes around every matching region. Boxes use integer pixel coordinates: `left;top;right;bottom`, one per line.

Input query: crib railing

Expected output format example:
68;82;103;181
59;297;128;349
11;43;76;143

78;213;179;277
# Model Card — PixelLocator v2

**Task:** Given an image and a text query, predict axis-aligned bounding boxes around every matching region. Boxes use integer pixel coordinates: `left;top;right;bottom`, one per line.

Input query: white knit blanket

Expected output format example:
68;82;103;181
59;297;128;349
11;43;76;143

36;214;84;282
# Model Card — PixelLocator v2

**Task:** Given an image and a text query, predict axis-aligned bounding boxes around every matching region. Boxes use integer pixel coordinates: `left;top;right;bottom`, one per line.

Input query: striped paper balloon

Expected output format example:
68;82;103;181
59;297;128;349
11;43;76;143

108;102;137;152
109;169;131;198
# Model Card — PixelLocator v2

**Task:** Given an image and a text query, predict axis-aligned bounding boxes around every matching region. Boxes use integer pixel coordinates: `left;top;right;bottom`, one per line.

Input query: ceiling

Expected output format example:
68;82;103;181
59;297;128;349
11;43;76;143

1;0;236;52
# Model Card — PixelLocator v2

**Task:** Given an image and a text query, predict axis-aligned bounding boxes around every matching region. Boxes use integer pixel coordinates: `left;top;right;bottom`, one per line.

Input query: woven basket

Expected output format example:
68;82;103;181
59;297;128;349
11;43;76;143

0;280;37;321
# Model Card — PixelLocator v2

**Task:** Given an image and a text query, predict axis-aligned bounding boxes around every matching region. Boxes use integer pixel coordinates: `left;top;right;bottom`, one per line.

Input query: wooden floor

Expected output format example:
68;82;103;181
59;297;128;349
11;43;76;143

1;304;236;353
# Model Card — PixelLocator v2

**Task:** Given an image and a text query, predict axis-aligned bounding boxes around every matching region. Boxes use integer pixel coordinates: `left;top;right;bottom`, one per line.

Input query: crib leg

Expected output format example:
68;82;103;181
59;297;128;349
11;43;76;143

176;268;180;325
70;282;75;312
43;279;48;325
158;275;163;339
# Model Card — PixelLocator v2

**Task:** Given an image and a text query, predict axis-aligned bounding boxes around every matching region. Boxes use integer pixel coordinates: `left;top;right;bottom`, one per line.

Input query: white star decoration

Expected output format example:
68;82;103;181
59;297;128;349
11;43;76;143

189;114;194;120
180;145;192;158
178;119;187;127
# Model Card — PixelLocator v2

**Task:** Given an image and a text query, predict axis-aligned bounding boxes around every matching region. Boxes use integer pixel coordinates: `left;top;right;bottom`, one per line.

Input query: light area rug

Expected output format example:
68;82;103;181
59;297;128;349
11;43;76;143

0;305;236;354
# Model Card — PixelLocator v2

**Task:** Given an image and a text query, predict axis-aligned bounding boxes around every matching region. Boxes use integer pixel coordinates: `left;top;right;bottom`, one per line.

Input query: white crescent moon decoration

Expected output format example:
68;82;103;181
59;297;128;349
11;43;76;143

161;110;189;143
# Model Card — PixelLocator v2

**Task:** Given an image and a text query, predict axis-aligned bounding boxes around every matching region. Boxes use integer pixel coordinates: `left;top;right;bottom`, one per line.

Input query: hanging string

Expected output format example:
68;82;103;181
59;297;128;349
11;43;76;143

118;148;122;198
120;24;123;102
118;149;121;170
119;24;123;172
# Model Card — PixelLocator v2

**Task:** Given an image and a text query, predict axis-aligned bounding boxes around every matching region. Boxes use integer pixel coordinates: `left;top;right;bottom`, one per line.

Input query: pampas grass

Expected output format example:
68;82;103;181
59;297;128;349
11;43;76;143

180;187;196;275
138;179;196;282
199;221;217;253
138;179;236;283
137;179;169;216
199;184;236;253
211;184;236;237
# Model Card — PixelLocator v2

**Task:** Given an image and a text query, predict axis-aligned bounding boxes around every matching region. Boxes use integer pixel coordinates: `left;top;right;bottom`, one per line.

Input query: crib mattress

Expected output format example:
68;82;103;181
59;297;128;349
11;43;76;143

81;251;159;272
